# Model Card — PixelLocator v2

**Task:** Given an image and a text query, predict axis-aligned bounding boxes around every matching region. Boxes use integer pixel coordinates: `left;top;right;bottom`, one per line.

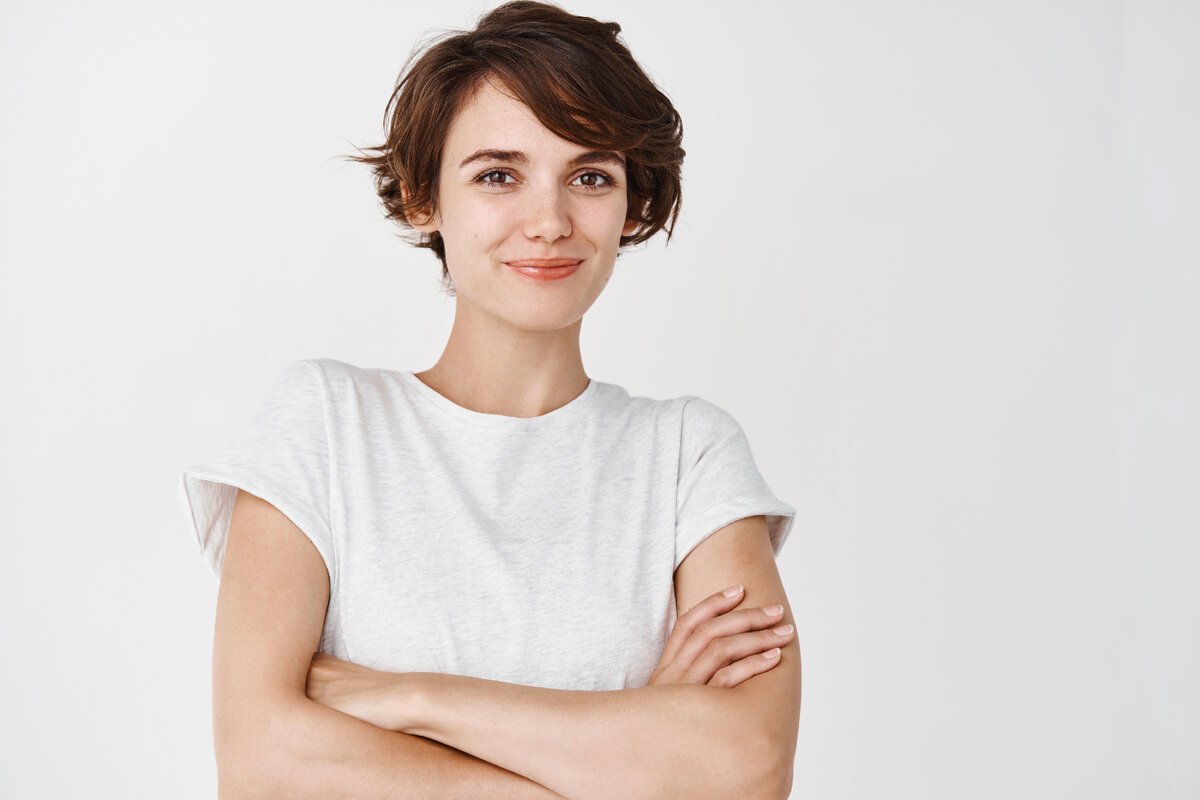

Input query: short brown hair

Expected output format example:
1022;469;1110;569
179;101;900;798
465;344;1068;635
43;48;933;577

348;1;685;294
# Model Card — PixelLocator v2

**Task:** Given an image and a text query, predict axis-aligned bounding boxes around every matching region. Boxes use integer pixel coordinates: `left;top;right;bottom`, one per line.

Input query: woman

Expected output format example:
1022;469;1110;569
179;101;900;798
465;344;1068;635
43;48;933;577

178;3;801;798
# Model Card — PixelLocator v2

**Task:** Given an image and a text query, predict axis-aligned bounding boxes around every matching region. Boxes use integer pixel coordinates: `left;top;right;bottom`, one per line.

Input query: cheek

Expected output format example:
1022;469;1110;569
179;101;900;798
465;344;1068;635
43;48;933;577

573;196;627;236
442;197;513;247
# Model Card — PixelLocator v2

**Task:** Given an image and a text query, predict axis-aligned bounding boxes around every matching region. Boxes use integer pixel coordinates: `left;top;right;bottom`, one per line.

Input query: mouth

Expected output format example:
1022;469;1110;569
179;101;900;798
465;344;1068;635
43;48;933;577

505;258;583;281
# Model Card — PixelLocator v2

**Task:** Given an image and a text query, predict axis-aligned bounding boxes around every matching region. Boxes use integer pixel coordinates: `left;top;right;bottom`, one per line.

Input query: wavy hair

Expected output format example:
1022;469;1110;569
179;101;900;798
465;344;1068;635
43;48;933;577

347;1;685;294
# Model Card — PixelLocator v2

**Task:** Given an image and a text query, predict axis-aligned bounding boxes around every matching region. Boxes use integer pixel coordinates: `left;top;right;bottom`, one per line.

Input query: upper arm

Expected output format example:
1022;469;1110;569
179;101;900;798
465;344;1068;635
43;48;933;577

212;489;331;771
673;515;801;790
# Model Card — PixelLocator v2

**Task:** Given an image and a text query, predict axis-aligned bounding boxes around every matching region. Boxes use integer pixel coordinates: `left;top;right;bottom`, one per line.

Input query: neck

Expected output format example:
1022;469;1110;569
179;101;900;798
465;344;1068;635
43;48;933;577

414;297;590;419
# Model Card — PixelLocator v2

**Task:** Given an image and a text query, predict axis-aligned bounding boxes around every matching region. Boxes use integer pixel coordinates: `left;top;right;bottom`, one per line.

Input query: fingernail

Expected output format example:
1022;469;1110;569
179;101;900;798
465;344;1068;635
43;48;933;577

724;585;744;598
764;605;783;616
764;648;781;659
773;624;794;636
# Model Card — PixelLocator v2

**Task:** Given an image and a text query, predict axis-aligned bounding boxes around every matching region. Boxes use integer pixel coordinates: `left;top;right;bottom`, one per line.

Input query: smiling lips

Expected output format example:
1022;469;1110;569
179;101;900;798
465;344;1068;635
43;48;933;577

506;258;583;281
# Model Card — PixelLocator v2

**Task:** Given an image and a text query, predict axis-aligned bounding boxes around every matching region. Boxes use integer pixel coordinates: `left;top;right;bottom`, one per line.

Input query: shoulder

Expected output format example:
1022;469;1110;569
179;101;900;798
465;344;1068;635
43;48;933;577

589;379;734;425
576;377;678;425
246;358;375;435
285;357;408;399
584;383;748;453
293;357;359;385
675;395;748;450
679;395;738;426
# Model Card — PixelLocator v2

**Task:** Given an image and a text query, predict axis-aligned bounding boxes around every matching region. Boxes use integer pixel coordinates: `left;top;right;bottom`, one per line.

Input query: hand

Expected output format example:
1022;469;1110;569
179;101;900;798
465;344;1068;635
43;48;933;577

305;652;412;731
647;585;795;688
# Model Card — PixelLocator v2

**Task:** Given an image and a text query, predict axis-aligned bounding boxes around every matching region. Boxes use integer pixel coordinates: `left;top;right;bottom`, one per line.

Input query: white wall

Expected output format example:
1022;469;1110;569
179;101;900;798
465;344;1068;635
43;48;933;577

1;1;1195;797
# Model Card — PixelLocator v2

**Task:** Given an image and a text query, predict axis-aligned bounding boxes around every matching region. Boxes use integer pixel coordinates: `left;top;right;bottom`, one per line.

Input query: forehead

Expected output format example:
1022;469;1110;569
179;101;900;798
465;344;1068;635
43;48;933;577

442;79;587;163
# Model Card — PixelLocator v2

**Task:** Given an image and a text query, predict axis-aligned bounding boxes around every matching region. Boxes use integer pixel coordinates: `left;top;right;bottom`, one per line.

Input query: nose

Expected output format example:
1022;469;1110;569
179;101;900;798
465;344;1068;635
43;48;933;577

522;184;572;243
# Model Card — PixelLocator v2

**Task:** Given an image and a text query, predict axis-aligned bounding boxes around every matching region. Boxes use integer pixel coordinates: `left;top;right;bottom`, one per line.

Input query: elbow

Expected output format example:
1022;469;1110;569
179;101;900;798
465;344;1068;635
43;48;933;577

685;734;791;800
215;744;262;799
214;699;307;799
214;732;279;800
736;725;796;800
752;702;800;800
216;756;278;800
686;701;796;800
757;742;796;800
722;649;801;799
714;691;799;800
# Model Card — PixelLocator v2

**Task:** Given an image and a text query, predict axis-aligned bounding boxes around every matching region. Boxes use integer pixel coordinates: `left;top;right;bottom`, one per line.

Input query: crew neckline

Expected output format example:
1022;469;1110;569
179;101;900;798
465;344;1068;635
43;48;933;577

397;370;600;427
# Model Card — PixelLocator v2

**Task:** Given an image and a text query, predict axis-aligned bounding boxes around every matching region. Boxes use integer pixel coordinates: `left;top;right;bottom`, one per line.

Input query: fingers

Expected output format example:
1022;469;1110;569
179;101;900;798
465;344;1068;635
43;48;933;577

684;623;796;685
699;605;786;640
658;585;748;666
671;604;787;670
708;646;788;689
650;585;795;688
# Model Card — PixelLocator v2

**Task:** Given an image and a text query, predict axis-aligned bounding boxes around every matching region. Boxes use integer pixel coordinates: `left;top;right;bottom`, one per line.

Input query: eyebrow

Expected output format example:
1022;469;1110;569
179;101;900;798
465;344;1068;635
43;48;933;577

458;148;626;170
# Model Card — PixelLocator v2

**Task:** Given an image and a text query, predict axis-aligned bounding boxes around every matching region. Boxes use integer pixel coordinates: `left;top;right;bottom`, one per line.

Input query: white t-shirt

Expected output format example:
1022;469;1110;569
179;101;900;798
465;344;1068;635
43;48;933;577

178;359;795;690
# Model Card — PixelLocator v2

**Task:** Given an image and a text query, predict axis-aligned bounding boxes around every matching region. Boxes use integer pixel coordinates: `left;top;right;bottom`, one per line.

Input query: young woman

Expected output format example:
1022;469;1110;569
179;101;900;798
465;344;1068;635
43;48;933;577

178;3;801;798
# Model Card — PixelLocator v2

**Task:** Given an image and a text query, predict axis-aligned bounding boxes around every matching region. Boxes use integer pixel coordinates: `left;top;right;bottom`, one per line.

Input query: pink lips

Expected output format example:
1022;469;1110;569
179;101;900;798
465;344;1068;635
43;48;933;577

505;258;582;281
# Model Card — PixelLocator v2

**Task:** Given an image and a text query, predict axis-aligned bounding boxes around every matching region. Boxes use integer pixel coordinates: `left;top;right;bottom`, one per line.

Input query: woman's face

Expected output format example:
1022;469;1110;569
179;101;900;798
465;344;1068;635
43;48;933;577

414;79;637;334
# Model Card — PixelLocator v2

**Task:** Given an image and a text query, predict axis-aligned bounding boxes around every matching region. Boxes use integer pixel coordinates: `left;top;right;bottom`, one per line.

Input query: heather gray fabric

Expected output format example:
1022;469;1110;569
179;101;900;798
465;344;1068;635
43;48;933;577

178;359;795;690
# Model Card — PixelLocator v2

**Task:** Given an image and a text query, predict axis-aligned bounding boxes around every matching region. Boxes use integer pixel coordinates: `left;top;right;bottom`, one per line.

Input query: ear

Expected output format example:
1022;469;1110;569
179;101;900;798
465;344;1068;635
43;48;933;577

401;185;439;234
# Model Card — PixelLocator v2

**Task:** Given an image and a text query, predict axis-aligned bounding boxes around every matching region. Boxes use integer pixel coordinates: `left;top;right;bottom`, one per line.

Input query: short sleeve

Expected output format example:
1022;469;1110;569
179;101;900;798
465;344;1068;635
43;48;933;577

675;397;796;571
177;359;334;579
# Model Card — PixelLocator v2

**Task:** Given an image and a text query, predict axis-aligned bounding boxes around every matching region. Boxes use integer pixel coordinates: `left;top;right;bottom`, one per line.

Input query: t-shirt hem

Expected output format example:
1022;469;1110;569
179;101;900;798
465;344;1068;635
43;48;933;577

675;501;797;572
178;466;336;581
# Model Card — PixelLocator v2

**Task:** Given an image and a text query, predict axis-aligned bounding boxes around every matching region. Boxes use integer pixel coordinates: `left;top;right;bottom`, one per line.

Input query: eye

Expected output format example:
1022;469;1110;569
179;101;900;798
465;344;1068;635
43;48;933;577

475;169;515;187
571;170;614;190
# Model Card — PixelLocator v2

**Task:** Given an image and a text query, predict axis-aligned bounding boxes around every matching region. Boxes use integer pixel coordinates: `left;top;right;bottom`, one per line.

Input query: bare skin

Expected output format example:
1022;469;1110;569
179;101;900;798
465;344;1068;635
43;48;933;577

404;78;635;418
216;495;798;799
213;79;801;799
304;584;796;732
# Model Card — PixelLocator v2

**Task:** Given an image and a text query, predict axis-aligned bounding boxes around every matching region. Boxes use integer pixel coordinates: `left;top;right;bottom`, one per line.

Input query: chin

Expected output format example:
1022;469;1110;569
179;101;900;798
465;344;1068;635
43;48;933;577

510;294;595;330
510;309;587;333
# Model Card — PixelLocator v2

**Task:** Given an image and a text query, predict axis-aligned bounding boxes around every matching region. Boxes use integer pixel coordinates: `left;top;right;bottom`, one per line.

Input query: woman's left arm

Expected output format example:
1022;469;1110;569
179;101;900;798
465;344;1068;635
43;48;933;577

309;515;800;800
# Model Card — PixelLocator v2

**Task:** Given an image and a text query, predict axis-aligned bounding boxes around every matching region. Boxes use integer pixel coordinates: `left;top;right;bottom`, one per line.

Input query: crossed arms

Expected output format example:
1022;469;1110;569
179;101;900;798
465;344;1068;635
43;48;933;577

213;490;801;799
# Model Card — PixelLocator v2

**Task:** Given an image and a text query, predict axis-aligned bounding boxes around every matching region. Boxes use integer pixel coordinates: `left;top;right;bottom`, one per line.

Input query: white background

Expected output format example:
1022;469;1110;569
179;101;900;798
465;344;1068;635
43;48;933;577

2;1;1196;797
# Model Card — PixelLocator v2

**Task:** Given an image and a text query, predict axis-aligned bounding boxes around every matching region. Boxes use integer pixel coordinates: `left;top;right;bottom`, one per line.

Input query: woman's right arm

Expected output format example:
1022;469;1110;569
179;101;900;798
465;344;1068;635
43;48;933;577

213;489;566;800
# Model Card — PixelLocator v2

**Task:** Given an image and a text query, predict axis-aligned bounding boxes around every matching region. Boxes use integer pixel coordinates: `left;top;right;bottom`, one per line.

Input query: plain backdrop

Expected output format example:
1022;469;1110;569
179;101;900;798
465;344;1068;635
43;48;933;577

1;0;1196;797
